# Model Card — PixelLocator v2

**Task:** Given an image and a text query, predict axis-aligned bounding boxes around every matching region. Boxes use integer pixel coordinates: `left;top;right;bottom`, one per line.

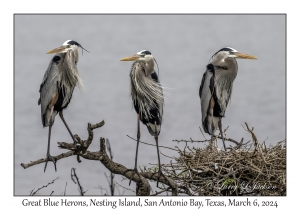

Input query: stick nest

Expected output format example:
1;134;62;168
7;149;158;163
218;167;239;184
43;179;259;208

162;123;286;196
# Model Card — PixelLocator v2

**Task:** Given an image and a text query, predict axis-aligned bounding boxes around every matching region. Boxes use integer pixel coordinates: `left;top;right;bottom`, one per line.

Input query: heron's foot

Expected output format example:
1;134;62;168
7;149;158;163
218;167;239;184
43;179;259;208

71;135;81;149
72;141;81;149
125;168;141;186
71;136;79;145
152;170;171;187
222;139;227;151
44;154;57;172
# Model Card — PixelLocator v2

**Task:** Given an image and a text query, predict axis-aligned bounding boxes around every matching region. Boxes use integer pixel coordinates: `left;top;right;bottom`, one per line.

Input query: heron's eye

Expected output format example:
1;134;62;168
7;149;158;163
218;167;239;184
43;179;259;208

229;51;235;55
67;44;71;48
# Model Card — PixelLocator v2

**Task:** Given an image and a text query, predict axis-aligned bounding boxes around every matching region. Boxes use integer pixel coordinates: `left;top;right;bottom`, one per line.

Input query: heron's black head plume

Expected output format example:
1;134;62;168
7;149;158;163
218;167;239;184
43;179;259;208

154;58;159;77
141;50;151;55
137;50;151;57
79;45;90;55
66;40;90;55
208;47;237;63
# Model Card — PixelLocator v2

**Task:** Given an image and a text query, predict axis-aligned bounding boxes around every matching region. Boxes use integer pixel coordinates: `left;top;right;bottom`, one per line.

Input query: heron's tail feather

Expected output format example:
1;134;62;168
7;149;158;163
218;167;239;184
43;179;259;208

146;123;161;136
42;109;57;127
203;115;219;135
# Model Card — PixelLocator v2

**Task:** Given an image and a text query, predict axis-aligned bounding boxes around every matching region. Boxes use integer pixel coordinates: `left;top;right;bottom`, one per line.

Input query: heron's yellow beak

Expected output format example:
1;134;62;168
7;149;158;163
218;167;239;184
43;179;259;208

120;54;140;61
235;52;257;59
46;46;68;54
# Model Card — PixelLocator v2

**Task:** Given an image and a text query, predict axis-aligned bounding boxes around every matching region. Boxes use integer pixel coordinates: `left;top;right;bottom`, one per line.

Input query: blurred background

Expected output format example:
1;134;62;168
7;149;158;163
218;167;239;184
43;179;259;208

14;14;285;195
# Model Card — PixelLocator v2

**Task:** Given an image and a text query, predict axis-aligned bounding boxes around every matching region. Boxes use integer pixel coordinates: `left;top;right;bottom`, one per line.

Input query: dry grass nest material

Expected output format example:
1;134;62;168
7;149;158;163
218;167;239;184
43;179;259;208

162;123;286;196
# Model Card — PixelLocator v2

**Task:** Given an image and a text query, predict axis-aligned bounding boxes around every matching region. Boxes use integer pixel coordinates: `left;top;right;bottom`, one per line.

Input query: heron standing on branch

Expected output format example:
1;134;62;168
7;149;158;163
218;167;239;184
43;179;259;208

38;40;89;172
199;47;257;151
120;50;165;185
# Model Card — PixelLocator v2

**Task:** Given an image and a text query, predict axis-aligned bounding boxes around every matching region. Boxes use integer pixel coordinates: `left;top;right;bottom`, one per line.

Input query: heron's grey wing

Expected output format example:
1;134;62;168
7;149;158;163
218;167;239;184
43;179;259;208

200;66;222;135
131;61;164;136
214;70;234;117
199;70;213;123
145;71;164;136
39;56;61;94
39;57;61;127
199;71;207;98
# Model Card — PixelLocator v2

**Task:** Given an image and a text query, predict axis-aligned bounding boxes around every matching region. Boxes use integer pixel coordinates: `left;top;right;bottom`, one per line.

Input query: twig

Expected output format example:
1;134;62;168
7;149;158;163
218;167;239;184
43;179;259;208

173;139;211;143
64;182;67;196
243;123;258;146
213;134;246;148
151;187;171;196
71;168;86;196
94;186;108;196
127;135;177;151
199;127;208;140
115;182;135;193
115;185;125;196
105;138;115;196
30;177;59;196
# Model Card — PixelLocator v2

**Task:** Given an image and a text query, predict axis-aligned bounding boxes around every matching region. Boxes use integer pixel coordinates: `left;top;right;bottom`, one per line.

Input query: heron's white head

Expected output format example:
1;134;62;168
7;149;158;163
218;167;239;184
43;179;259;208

46;40;89;54
120;50;154;62
120;49;160;76
62;40;74;46
212;47;257;62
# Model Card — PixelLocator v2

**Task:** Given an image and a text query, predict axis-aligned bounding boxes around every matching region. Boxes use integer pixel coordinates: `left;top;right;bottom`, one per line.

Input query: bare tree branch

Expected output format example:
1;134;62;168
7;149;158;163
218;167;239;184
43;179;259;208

64;182;67;196
127;135;177;151
71;168;86;196
30;177;59;196
21;120;177;196
22;120;285;196
21;151;74;169
105;138;115;196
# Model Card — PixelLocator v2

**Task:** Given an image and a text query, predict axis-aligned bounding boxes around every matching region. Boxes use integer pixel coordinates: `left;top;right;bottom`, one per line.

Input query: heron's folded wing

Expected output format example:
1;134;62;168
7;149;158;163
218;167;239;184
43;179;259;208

39;58;61;126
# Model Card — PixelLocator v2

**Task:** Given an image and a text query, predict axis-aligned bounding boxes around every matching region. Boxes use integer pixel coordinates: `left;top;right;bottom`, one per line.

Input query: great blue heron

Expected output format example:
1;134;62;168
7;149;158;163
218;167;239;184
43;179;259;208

120;50;165;185
38;40;89;172
199;47;257;151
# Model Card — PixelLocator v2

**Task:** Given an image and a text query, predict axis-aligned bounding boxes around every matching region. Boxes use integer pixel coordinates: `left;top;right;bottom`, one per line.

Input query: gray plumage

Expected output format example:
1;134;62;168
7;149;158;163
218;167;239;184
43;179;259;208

38;43;83;127
199;47;257;150
38;40;88;172
121;50;167;186
129;59;164;135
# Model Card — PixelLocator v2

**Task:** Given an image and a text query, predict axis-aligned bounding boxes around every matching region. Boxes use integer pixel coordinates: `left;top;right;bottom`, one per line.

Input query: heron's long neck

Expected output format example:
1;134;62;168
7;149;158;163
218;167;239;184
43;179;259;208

212;58;238;105
60;51;80;89
225;59;238;78
212;58;238;79
145;58;155;76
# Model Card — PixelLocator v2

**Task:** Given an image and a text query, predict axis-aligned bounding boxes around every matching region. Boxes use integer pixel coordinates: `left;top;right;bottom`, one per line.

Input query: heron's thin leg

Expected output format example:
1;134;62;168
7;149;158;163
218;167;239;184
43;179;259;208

129;114;141;186
154;123;161;173
153;121;170;187
48;105;54;125
210;134;214;150
59;111;77;144
218;118;227;151
44;112;57;172
135;113;141;170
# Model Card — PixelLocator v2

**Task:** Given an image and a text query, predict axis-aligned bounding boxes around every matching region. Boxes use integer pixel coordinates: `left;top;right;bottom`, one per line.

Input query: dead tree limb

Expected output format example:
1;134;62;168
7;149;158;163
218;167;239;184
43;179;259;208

21;120;177;196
